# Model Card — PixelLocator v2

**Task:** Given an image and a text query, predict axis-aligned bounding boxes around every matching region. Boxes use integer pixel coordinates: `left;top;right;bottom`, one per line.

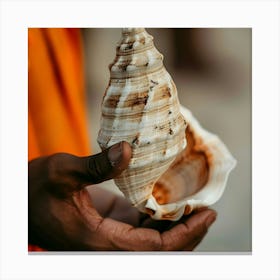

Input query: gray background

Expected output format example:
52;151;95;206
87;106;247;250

82;28;251;252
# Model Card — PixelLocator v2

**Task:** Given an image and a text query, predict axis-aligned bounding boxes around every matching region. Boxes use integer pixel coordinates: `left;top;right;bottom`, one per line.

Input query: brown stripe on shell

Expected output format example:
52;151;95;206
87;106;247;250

116;58;133;72
104;94;121;108
123;42;134;51
152;85;172;101
101;106;185;135
101;103;174;118
109;60;164;79
116;44;154;56
122;91;149;108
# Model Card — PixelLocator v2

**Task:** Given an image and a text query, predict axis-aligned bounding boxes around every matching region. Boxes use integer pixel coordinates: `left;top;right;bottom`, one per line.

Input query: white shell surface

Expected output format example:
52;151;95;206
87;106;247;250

97;28;187;208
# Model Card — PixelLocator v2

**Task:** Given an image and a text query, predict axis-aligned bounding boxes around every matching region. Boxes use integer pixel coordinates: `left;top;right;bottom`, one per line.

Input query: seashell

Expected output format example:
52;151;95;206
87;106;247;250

97;28;236;221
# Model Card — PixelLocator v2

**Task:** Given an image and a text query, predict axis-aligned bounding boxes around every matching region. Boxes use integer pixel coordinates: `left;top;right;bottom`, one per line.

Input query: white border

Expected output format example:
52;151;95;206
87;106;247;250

0;0;279;279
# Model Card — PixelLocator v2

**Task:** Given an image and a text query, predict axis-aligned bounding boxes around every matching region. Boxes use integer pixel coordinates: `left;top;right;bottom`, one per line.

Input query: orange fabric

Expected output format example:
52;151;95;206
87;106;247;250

28;28;91;161
28;28;91;251
28;244;46;252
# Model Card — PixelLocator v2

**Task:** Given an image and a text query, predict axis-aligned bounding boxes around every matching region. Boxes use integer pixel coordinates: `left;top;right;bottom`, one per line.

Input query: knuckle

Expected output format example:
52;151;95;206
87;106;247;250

45;153;75;197
150;235;162;251
46;153;71;184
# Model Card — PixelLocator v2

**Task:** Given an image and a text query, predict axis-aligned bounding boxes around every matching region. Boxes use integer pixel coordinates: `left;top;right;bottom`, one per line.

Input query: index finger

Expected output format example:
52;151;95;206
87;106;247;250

94;209;216;251
95;218;163;251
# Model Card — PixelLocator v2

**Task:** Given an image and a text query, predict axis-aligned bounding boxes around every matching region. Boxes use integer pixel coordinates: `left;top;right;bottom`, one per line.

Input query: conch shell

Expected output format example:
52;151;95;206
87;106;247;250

97;28;236;221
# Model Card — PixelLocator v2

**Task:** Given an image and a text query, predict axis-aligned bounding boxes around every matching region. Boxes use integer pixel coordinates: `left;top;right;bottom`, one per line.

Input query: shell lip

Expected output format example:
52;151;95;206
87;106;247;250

144;195;187;221
142;129;237;221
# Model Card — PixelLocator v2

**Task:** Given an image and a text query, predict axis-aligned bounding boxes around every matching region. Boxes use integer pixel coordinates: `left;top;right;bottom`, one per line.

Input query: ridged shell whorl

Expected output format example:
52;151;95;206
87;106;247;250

97;28;187;214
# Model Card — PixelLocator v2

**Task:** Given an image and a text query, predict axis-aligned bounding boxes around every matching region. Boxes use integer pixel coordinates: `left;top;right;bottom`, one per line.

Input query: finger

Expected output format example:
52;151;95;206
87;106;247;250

161;209;217;251
83;209;216;251
82;141;132;184
93;218;163;251
71;191;159;251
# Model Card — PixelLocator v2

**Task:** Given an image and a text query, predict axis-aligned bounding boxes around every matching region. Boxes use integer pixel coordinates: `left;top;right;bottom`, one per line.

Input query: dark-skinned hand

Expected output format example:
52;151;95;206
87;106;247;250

28;141;217;251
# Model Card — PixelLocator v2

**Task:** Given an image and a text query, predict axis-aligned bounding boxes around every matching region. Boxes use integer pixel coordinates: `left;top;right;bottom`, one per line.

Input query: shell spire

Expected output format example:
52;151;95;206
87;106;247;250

109;28;164;79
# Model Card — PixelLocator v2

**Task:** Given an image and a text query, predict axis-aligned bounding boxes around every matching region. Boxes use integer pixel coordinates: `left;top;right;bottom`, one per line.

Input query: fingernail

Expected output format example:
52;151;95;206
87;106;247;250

107;142;123;167
205;213;217;228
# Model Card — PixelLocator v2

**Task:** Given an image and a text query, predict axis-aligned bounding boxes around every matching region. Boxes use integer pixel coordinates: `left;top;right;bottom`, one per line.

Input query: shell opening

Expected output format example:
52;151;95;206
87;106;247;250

151;126;210;207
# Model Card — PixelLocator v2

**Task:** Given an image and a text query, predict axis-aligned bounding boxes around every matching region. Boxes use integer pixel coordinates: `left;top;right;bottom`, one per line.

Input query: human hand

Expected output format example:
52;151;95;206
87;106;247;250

28;141;217;251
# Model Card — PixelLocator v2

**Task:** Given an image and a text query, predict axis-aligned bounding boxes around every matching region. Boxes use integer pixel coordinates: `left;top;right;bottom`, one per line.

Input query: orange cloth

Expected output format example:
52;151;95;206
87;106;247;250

28;28;91;251
28;28;91;161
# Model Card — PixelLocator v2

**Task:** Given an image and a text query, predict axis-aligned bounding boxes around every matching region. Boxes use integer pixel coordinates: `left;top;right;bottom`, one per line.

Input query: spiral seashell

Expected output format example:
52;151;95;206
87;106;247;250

97;28;236;221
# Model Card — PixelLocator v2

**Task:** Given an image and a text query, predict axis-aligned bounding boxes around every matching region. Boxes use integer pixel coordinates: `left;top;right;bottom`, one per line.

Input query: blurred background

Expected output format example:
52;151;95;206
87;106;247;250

82;28;251;252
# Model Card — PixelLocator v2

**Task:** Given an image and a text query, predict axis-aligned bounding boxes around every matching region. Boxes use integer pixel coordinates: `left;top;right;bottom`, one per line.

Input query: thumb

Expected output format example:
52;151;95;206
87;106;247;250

29;142;132;198
81;141;132;184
